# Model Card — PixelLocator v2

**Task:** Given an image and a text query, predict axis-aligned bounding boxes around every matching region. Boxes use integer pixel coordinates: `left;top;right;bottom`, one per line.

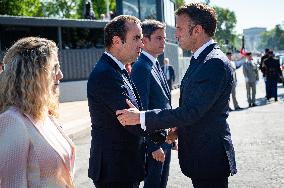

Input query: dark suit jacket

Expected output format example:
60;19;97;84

131;53;172;153
263;57;282;80
144;44;237;179
87;53;145;183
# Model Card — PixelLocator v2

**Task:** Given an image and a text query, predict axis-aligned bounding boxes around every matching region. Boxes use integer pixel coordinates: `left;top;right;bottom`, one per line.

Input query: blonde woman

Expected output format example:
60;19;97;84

0;37;75;187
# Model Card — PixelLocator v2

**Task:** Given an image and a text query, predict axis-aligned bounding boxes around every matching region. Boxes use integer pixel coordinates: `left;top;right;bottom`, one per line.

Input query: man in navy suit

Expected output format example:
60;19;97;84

131;19;173;188
87;15;145;188
117;3;237;188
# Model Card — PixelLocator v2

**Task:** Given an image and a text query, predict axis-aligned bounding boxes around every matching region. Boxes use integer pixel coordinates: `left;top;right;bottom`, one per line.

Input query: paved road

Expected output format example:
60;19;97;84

73;69;284;187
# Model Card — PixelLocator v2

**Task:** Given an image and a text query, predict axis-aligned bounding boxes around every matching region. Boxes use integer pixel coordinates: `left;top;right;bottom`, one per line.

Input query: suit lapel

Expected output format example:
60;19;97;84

140;54;171;100
180;43;217;99
102;53;142;110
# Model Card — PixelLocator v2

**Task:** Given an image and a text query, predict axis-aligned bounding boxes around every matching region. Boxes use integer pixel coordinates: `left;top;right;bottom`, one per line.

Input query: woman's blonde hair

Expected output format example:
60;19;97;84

0;37;59;121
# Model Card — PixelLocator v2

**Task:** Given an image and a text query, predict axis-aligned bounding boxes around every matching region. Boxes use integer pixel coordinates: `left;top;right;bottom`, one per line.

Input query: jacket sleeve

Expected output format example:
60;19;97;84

0;112;30;187
243;64;248;78
89;70;145;136
144;59;230;131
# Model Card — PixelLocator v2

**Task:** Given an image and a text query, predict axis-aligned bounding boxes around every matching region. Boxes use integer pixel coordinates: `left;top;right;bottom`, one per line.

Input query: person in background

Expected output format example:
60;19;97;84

243;52;259;107
226;52;245;111
260;48;270;77
161;58;176;90
260;48;270;98
131;19;173;188
263;50;282;101
0;37;75;187
117;3;237;188
125;63;133;74
0;62;4;74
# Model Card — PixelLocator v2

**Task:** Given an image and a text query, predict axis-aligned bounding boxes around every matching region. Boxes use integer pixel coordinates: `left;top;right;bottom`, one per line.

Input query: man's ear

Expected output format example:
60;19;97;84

112;36;122;47
194;25;203;35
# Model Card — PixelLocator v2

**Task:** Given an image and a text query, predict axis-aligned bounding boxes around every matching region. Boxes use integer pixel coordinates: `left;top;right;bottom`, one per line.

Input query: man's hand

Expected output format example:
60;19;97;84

116;99;141;126
152;148;165;162
166;127;178;144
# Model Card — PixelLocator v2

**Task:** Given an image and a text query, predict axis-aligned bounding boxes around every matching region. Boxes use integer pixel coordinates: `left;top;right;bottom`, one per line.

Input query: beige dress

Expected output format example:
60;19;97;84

0;107;75;188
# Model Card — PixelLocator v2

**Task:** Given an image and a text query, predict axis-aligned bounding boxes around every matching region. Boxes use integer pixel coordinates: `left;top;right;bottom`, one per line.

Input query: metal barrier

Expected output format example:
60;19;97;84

60;48;104;81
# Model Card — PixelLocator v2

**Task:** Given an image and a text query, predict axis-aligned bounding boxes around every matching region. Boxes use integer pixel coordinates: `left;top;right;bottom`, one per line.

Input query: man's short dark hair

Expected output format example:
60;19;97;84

226;52;232;55
175;3;217;37
104;15;141;49
268;50;274;55
265;48;270;53
141;19;166;39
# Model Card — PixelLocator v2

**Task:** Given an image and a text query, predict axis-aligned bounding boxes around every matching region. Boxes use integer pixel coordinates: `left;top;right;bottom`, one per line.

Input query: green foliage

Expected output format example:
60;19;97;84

258;25;284;51
176;0;185;8
41;0;81;19
92;0;116;19
213;6;237;51
0;0;43;16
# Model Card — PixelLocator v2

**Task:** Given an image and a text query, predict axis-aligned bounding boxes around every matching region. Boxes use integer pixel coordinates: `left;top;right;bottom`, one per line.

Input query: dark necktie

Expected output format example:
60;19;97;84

121;69;139;108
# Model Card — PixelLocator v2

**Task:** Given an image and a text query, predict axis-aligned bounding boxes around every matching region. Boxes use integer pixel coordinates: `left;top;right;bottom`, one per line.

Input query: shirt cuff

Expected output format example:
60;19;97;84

140;111;146;131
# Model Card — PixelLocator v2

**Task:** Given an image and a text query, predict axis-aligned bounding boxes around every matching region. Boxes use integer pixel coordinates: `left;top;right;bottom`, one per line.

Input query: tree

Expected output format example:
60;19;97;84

258;25;284;51
0;0;43;17
176;0;185;8
213;6;237;51
92;0;115;19
41;0;80;18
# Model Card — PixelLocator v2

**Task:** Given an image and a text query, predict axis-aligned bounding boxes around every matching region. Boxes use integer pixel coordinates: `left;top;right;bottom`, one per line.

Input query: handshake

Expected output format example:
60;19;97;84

148;127;178;145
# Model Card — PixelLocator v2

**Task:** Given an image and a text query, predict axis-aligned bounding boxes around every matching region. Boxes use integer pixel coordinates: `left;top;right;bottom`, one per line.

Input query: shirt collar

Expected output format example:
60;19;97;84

142;50;157;65
104;51;125;70
193;39;214;59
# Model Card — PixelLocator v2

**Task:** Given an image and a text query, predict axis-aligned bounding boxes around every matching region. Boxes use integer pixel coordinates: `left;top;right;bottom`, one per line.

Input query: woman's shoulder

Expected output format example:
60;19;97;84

0;107;28;132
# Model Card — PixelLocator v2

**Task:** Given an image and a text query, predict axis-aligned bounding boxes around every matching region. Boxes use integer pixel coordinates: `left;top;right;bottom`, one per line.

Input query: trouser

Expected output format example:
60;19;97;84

266;78;278;100
191;177;228;188
231;85;239;108
144;147;171;188
93;181;140;188
245;82;256;104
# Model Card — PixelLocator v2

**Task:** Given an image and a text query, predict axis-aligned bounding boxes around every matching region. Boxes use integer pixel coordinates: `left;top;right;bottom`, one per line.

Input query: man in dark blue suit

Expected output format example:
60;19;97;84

117;3;237;188
87;15;145;188
131;19;173;188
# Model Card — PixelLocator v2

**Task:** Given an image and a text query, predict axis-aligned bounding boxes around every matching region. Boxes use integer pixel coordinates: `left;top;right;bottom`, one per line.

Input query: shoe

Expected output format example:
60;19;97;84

228;107;233;112
275;98;278;102
249;103;252;107
251;103;257;107
235;107;243;110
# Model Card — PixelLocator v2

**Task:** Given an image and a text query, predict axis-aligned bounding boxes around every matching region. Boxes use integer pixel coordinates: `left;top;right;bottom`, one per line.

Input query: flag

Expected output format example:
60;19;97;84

240;47;246;56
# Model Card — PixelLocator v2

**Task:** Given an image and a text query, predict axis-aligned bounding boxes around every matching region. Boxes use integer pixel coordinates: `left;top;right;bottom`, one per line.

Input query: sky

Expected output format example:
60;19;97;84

185;0;284;34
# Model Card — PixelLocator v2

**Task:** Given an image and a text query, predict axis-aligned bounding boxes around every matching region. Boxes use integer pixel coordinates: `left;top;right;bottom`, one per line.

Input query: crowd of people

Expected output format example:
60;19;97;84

225;48;283;111
0;2;283;188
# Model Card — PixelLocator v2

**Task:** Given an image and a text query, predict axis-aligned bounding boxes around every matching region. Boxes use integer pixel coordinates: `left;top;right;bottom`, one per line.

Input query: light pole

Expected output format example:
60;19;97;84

106;0;109;19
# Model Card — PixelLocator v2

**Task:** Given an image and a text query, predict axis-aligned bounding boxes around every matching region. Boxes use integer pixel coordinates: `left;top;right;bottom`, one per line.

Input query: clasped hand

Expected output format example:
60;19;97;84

116;99;140;126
